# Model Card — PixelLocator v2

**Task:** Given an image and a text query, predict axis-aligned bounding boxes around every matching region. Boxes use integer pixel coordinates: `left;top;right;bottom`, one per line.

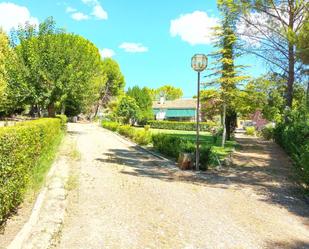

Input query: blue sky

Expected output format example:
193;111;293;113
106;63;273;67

0;0;266;97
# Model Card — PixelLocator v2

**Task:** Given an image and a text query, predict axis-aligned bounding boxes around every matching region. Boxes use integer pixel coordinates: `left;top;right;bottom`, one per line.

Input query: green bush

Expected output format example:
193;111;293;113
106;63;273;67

56;115;68;129
274;120;309;188
118;125;135;139
102;121;152;146
0;118;64;224
152;133;213;170
148;120;215;132
152;133;182;158
102;121;214;170
245;126;256;136
133;130;152;145
260;124;274;140
102;121;120;132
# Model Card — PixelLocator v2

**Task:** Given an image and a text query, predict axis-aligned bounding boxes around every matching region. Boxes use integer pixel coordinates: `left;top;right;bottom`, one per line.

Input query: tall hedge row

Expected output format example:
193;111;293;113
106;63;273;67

0;118;65;224
147;120;215;131
274;120;309;188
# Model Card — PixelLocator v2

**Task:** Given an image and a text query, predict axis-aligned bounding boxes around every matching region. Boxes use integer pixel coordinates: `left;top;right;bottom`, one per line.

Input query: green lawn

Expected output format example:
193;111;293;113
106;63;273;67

135;127;236;159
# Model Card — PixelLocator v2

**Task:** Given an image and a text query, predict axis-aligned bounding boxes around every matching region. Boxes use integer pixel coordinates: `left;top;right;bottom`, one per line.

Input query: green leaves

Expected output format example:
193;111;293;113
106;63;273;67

0;118;63;224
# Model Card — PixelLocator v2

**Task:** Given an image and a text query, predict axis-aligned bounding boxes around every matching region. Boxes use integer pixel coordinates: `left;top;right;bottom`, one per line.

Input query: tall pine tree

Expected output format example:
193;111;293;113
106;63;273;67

211;1;248;144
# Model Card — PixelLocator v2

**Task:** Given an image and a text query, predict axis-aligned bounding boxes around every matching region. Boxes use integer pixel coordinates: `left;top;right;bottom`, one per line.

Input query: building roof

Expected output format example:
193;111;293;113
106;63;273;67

152;98;197;109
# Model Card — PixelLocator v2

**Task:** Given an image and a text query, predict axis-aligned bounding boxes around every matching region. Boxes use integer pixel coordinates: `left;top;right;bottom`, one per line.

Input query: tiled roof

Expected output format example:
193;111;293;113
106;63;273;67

153;99;197;109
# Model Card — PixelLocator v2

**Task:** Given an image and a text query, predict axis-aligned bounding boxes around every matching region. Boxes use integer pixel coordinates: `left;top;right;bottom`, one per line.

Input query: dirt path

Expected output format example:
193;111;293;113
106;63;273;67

52;123;309;249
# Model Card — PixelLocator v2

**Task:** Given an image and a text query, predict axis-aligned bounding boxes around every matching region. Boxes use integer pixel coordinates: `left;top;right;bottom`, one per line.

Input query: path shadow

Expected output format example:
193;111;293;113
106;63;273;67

95;137;309;224
266;240;309;249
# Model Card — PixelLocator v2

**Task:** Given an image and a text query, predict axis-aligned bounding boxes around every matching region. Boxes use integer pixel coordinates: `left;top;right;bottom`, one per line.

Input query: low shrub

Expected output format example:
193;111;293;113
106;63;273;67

118;125;135;139
56;115;68;129
0;118;64;224
245;126;256;136
102;121;152;146
148;120;216;132
260;124;274;140
152;133;213;170
102;121;216;170
102;121;120;132
133;130;152;145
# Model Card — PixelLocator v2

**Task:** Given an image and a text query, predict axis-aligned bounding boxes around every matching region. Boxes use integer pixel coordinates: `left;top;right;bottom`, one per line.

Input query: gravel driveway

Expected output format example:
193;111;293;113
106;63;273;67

56;123;309;249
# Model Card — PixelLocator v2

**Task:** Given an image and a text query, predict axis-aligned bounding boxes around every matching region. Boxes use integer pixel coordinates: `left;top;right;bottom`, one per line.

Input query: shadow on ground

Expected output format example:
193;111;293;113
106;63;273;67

266;240;309;249
95;136;309;225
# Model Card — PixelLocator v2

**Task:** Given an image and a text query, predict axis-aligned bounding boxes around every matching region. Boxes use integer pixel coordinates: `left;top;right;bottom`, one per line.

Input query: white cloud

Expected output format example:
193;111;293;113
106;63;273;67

170;11;218;45
100;48;115;58
119;42;148;53
81;0;98;5
92;5;108;20
0;2;39;32
71;12;89;21
81;0;108;21
66;6;77;13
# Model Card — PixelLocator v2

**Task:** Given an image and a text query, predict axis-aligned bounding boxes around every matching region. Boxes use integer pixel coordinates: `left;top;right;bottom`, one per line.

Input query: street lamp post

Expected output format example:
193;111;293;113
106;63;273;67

191;54;208;171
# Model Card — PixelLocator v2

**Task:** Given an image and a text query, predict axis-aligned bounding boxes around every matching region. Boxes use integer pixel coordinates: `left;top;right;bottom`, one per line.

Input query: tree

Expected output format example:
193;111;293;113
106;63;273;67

0;31;9;114
151;85;183;100
239;75;286;122
297;19;309;65
0;30;27;116
94;58;125;117
200;90;222;121
116;96;139;124
12;17;103;117
211;1;249;144
127;86;153;124
228;0;308;109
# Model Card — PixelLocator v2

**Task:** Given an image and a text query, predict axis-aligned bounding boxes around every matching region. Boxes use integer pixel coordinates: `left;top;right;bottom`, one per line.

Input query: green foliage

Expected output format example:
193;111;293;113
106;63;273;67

156;85;183;100
133;130;152;145
148;120;216;132
100;58;125;100
260;124;274;140
200;89;222;121
102;121;151;146
9;17;106;117
245;126;256;136
116;96;140;124
152;133;213;170
0;118;64;224
127;86;153;124
297;18;309;65
147;85;183;101
102;121;120;132
56;114;68;129
274;118;309;188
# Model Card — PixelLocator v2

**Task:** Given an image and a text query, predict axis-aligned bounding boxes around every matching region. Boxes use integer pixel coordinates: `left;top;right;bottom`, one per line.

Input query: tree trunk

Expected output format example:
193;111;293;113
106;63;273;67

48;103;56;117
225;110;237;141
307;80;309;111
61;104;65;115
222;103;226;148
286;43;295;109
286;3;295;109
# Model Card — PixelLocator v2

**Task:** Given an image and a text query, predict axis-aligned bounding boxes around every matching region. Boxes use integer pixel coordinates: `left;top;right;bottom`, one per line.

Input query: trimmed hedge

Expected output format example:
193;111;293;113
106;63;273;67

102;121;214;170
0;118;64;224
152;133;213;170
102;121;152;146
147;120;216;131
274;121;309;188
